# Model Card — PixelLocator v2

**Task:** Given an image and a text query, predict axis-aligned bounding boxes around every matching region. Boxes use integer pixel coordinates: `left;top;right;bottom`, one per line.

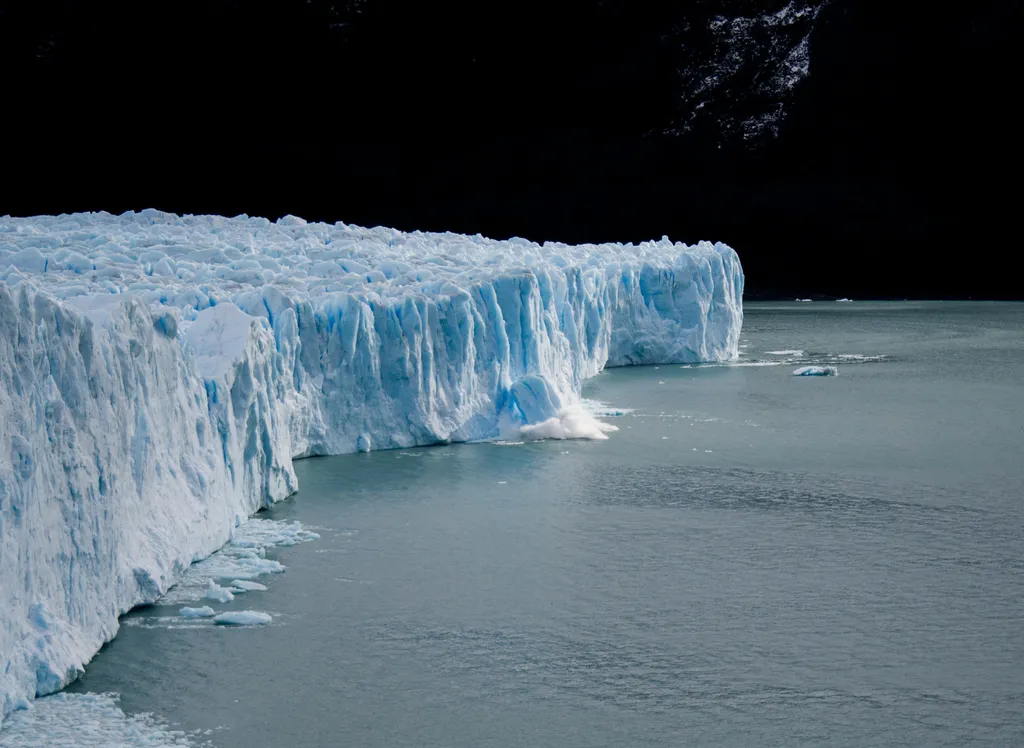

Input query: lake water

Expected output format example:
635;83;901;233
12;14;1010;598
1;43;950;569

5;302;1024;747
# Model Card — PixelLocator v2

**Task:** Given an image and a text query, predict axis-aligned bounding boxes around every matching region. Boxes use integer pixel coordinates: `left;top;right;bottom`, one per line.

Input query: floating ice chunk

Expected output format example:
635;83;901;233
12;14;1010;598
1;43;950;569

765;350;805;356
793;365;838;376
796;298;812;302
178;606;216;618
204;581;235;603
229;580;268;591
212;611;273;626
836;298;852;302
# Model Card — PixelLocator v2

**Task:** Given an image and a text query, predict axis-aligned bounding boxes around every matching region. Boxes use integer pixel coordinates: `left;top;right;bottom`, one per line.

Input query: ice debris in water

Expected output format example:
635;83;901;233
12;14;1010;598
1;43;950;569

178;606;216;619
0;210;742;722
580;399;633;417
229;580;267;592
203;581;234;604
793;365;838;376
212;611;273;626
0;692;211;747
160;520;318;605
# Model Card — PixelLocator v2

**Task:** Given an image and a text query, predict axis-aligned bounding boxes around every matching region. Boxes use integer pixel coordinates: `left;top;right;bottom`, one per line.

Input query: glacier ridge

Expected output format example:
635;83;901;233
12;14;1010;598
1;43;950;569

0;210;743;724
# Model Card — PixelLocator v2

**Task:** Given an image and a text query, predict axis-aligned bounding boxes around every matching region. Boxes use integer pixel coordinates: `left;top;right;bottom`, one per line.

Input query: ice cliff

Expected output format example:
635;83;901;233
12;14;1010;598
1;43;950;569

0;210;743;724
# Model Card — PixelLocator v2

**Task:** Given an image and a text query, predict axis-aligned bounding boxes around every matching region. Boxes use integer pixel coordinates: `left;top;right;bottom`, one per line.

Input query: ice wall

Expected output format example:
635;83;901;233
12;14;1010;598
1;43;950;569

0;210;743;724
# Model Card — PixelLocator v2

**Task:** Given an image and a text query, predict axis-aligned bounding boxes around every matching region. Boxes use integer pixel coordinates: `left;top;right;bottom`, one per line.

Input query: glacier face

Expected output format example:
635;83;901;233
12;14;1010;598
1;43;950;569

0;210;743;725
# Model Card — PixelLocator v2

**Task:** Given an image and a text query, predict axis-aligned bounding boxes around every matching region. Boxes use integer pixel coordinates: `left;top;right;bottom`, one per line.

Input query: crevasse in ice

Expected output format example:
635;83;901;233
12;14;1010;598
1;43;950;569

0;209;743;724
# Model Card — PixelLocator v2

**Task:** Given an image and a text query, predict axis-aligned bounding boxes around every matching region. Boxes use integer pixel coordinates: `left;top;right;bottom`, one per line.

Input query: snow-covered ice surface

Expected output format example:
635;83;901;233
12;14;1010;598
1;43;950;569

0;210;743;724
0;693;213;747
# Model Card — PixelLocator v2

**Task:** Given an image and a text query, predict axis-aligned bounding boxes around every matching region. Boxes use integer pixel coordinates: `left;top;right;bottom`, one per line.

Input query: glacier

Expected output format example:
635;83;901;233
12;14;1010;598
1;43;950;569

0;209;743;725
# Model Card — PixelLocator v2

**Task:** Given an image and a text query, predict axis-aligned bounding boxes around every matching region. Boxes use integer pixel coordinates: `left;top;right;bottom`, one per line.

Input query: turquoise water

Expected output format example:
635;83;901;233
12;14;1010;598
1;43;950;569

49;302;1024;745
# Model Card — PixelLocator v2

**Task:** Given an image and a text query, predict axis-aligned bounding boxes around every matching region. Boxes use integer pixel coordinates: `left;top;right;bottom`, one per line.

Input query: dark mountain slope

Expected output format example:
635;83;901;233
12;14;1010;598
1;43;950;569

1;0;1019;297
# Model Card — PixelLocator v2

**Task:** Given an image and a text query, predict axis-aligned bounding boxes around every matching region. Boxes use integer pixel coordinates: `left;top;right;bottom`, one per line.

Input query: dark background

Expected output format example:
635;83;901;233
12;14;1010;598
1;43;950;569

1;0;1019;298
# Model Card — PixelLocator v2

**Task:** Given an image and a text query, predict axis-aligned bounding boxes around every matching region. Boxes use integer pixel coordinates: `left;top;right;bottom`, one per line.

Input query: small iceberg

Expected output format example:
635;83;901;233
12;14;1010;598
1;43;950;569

793;366;838;377
836;298;852;302
796;298;812;302
179;606;216;618
204;580;234;603
212;611;273;626
230;580;268;592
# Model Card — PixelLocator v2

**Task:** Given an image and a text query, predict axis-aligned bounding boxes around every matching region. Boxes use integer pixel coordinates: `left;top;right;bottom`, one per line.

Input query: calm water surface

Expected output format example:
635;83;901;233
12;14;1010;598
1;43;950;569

65;302;1024;746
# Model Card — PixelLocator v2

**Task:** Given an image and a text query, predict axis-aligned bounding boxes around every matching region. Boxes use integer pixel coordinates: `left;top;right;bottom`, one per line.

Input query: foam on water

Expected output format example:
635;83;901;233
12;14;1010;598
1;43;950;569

837;354;886;361
516;405;619;441
580;399;634;417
